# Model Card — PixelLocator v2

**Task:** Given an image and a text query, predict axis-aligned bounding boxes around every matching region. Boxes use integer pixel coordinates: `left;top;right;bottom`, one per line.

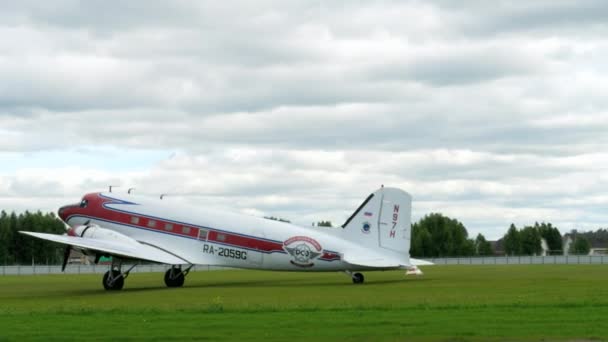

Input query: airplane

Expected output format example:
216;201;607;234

20;186;431;290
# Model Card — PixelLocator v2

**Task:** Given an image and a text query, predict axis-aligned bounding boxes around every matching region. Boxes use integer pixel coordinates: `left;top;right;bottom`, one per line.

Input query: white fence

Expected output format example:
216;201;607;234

2;256;607;276
0;264;228;276
426;255;608;265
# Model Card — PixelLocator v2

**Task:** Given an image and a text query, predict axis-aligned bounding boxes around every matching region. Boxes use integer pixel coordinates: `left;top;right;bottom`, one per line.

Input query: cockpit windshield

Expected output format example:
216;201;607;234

80;199;88;208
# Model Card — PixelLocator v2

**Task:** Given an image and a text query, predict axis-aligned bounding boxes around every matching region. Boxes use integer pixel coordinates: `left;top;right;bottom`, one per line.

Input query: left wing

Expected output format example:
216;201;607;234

20;231;189;265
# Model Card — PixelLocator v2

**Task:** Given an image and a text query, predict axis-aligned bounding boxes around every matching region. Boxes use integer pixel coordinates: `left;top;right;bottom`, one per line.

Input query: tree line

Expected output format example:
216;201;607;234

410;213;492;257
0;211;66;265
411;216;598;257
504;222;561;255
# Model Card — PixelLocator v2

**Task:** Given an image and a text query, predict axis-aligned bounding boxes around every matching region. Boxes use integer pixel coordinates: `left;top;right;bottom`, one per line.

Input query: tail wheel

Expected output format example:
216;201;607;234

352;272;364;284
103;270;124;291
164;268;185;287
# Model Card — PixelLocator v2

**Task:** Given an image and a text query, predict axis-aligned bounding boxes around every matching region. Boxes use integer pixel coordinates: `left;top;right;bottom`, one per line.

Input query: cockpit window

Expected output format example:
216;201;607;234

80;199;88;208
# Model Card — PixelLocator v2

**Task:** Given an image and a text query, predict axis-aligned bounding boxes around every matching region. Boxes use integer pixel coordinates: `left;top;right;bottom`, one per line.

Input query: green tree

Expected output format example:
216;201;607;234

475;233;493;256
410;224;433;257
504;224;521;255
0;210;11;264
570;236;591;255
461;239;476;256
0;210;67;265
538;222;563;255
520;226;542;255
9;212;25;264
415;213;472;257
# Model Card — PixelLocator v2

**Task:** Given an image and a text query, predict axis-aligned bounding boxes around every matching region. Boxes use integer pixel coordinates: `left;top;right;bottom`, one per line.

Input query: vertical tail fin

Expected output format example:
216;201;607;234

341;187;412;258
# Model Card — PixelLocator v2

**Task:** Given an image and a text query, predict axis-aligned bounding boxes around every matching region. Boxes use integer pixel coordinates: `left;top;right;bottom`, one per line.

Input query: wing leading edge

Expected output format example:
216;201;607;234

19;231;189;265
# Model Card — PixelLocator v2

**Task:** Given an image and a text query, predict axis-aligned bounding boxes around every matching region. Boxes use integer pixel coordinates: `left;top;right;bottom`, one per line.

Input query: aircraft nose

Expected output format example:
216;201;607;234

58;205;69;222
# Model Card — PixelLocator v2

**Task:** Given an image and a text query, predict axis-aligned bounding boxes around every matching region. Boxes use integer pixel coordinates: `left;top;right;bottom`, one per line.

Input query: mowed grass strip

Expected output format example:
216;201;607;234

1;265;607;341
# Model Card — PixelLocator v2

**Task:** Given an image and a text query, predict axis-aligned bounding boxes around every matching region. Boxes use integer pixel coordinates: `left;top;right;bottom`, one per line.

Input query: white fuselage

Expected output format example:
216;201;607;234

62;193;386;271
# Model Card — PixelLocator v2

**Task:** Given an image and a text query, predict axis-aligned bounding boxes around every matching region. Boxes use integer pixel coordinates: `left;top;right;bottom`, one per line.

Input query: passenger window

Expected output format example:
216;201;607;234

147;220;156;228
198;229;208;240
182;226;191;234
165;223;174;231
130;216;140;224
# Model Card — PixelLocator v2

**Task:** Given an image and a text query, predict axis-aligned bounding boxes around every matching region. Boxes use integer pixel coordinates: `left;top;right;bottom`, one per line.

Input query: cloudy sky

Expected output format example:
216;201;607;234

1;1;607;239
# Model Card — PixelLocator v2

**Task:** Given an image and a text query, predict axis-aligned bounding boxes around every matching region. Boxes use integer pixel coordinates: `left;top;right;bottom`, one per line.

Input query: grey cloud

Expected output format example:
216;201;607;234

405;54;535;86
436;0;608;37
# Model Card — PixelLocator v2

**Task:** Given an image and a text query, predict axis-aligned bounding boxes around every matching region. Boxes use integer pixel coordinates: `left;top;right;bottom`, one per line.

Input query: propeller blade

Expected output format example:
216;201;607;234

62;246;71;272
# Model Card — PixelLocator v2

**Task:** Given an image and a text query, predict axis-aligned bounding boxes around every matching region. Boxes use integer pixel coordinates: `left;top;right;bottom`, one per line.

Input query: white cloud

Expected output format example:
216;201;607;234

1;0;607;239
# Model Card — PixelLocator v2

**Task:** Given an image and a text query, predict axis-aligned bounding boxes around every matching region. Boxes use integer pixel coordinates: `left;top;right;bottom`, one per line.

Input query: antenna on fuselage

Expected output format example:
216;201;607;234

160;194;167;200
108;185;119;193
128;188;136;194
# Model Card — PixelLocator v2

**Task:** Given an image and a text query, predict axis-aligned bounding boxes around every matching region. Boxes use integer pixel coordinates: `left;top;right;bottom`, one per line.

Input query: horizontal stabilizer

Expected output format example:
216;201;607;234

20;231;189;265
342;251;401;268
410;258;434;266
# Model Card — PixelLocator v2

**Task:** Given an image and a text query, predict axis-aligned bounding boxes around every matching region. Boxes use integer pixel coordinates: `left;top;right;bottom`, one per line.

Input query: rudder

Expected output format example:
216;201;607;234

341;187;412;256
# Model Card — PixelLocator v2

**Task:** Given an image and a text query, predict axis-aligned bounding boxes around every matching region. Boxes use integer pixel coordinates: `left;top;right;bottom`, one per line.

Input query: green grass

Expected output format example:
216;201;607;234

1;265;607;341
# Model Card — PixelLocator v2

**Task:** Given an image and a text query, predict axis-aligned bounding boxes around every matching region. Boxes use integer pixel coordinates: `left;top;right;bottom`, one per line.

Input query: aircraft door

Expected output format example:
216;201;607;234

247;230;264;266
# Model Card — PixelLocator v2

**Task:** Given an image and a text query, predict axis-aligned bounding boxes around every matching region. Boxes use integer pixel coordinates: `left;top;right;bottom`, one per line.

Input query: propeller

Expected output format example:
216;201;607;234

62;220;91;271
61;245;71;272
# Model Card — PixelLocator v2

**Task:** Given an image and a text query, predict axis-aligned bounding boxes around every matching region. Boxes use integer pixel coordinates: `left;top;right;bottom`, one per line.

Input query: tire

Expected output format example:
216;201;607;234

103;270;124;291
352;272;364;284
164;268;185;288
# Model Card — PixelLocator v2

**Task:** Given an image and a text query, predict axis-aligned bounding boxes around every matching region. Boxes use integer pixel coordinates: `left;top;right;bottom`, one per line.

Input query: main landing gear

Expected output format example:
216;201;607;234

345;271;365;284
164;265;193;288
101;260;194;290
102;258;137;291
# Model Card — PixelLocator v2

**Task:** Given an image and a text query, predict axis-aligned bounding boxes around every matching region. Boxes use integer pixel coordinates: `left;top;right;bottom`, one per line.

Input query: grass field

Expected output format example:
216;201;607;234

1;265;607;341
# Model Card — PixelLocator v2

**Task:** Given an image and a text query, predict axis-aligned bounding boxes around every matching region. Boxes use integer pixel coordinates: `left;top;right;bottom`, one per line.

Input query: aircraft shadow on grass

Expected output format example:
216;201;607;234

126;278;422;293
63;277;430;295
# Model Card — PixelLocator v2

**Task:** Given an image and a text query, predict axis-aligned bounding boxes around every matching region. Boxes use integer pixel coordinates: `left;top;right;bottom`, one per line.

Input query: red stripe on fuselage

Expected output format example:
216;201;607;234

85;194;286;254
65;193;340;260
206;230;284;253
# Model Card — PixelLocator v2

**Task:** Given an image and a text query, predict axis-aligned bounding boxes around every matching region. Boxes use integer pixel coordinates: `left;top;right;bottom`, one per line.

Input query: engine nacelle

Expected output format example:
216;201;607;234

69;224;136;245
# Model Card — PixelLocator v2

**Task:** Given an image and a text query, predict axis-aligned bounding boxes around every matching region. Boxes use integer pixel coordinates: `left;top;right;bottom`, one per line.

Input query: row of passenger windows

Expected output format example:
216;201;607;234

130;216;193;234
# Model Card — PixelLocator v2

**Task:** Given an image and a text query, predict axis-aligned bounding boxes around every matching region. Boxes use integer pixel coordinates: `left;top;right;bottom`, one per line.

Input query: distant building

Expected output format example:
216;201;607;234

589;242;608;256
562;234;607;256
489;239;504;256
68;250;91;265
68;250;111;265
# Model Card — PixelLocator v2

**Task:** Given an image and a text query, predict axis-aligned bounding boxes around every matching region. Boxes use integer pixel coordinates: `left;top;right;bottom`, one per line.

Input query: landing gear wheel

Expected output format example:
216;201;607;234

103;270;124;291
164;268;185;288
352;272;364;284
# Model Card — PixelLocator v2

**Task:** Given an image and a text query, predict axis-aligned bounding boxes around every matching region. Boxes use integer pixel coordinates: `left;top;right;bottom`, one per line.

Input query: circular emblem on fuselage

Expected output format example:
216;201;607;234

362;222;371;234
283;236;323;267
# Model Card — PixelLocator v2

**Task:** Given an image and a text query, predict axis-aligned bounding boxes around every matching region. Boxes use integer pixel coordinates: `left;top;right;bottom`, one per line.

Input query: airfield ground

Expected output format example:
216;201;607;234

1;265;607;341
